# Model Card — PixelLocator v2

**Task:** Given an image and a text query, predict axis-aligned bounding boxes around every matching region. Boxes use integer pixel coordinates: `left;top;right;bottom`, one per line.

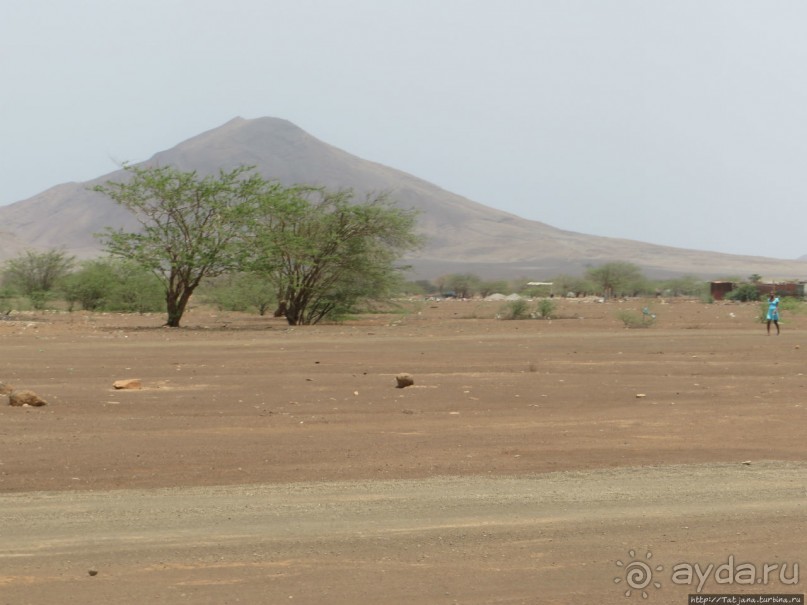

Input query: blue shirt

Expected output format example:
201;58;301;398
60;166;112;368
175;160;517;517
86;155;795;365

768;297;780;318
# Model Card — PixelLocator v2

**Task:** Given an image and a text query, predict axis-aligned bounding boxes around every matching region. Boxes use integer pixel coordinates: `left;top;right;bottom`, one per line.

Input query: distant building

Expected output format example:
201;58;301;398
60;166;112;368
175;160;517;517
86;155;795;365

710;281;734;301
755;282;805;298
710;281;806;300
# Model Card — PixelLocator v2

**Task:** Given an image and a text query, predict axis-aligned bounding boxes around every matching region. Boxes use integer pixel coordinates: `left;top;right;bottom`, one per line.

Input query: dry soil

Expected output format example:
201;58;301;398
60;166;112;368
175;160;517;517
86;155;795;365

0;298;805;604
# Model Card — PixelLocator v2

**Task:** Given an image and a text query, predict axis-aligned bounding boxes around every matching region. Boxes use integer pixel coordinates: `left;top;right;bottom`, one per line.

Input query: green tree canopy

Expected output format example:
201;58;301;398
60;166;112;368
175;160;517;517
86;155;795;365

248;187;421;325
442;273;481;299
95;164;266;327
585;261;645;297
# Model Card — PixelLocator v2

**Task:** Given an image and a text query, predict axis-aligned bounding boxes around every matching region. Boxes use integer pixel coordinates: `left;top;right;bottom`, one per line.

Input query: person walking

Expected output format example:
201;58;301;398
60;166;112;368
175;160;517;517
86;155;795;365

766;292;780;335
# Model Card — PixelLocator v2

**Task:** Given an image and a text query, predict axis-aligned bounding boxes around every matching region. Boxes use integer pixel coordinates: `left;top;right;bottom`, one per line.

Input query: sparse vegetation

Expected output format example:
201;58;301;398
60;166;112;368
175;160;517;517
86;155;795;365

2;249;75;310
586;262;645;298
616;308;656;328
61;258;165;313
199;272;276;316
496;298;556;320
440;273;482;299
725;283;760;302
0;284;21;314
778;296;803;313
659;275;707;297
548;274;595;298
499;299;531;320
478;279;509;298
536;298;556;319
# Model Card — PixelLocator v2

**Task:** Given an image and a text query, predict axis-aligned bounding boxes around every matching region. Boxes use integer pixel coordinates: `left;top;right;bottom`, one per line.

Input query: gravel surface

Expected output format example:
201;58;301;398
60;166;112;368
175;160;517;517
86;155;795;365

1;462;805;604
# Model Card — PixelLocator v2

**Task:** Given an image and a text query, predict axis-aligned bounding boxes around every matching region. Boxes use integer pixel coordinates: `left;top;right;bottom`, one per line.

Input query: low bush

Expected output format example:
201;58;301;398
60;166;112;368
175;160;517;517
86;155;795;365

617;309;655;328
61;259;164;313
778;296;803;313
499;299;531;320
536;298;556;319
725;283;759;302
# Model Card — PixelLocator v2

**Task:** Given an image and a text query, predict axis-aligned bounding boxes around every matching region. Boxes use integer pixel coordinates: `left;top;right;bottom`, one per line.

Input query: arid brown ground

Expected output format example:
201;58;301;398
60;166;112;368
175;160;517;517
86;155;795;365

1;298;804;604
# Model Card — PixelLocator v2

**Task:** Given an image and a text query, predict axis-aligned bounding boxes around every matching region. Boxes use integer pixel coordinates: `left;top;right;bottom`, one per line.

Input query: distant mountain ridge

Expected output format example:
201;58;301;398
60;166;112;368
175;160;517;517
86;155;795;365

1;116;806;280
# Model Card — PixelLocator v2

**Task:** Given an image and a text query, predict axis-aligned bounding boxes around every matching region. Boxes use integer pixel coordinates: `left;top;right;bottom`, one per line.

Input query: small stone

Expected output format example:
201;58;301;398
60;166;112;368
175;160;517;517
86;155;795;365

741;460;752;465
88;569;98;576
113;379;142;390
396;373;414;388
9;390;48;407
635;393;646;398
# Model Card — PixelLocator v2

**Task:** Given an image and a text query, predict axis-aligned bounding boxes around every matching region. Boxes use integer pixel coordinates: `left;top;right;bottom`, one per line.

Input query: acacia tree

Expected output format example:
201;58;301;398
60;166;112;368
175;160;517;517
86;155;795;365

95;164;265;327
549;274;595;297
443;273;481;298
249;187;420;325
586;261;644;298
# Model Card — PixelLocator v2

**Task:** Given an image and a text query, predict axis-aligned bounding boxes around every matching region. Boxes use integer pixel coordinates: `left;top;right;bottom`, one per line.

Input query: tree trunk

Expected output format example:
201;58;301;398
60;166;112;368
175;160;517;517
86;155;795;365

165;287;193;327
284;307;300;325
273;300;287;318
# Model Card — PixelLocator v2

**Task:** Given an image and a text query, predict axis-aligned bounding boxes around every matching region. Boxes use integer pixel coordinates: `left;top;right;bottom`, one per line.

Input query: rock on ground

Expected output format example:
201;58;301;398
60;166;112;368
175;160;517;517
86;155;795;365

8;390;48;407
395;373;414;388
113;379;142;390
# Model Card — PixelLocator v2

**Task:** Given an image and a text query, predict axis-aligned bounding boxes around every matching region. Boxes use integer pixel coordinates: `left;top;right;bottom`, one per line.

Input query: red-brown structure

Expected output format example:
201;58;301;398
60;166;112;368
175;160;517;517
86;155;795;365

709;281;734;301
710;281;806;300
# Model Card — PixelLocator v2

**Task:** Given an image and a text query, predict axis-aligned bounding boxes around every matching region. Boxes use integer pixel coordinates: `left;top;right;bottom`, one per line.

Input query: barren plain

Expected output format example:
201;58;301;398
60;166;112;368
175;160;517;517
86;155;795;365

1;298;805;604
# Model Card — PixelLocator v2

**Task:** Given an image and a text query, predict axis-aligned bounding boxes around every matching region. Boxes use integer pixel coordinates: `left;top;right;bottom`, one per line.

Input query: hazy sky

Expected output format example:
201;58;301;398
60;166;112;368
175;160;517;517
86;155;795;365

3;1;807;259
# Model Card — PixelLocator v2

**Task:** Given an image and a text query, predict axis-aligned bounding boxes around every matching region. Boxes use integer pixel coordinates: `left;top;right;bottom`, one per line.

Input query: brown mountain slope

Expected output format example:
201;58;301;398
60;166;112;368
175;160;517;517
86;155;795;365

1;116;805;280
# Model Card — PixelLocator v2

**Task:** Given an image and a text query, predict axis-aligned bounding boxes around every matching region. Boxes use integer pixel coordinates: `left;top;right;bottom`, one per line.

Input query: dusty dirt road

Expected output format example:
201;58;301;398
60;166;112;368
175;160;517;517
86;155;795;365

1;463;805;604
0;298;805;603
